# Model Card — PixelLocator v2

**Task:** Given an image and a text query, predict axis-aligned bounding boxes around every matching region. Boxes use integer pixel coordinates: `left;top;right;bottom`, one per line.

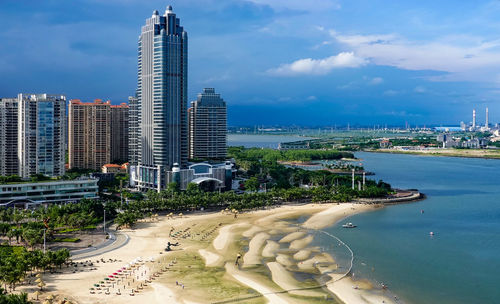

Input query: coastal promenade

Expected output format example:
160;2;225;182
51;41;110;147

355;190;422;204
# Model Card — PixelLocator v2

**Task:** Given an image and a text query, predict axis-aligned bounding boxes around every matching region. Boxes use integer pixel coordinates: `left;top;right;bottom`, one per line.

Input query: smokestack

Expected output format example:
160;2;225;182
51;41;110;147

486;107;489;129
473;109;476;129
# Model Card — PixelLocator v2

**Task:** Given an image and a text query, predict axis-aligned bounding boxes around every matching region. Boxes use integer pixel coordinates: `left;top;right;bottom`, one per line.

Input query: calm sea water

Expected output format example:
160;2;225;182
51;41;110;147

227;134;314;148
320;152;500;304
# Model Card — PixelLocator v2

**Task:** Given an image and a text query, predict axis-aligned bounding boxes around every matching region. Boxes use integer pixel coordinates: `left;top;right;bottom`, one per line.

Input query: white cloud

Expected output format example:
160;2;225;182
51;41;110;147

330;30;500;82
247;0;341;12
306;95;317;100
268;52;367;76
414;86;427;93
369;77;384;85
383;90;400;96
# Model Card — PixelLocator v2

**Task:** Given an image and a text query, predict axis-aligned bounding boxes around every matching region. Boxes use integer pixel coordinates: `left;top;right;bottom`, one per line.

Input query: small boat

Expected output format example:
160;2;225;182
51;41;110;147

342;223;357;228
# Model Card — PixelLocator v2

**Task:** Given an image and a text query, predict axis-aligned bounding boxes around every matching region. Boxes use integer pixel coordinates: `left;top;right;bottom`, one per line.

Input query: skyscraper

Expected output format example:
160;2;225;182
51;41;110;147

68;99;111;171
18;94;66;178
134;6;188;191
110;103;129;163
188;88;227;159
128;96;140;166
0;98;19;176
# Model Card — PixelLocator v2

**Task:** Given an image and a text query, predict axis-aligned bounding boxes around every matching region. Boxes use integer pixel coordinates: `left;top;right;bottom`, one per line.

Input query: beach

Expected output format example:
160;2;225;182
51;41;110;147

22;202;399;304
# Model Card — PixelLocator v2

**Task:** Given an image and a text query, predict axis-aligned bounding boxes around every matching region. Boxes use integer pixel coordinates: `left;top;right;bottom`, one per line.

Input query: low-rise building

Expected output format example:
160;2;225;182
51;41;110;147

278;142;310;150
130;161;233;192
101;164;127;174
0;178;99;208
379;140;392;149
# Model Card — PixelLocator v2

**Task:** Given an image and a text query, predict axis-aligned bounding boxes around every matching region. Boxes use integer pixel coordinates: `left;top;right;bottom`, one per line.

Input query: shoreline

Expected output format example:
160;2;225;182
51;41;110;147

18;195;422;304
367;148;500;160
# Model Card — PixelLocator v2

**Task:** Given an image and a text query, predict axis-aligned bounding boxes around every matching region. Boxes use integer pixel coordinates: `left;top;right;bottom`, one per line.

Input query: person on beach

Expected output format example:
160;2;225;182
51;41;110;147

235;253;242;266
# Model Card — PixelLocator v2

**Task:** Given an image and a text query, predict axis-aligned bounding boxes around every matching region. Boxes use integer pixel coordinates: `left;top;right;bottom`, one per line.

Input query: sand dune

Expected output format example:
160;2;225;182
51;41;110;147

302;203;373;229
198;249;222;267
225;263;289;304
297;253;335;272
267;262;325;297
262;240;280;258
242;225;263;238
243;232;269;267
293;249;311;261
213;223;250;252
276;254;295;267
289;235;314;250
279;231;305;243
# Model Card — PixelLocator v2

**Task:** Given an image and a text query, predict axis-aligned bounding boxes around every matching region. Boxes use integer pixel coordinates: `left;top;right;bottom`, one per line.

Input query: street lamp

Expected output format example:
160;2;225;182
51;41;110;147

43;228;46;254
103;209;106;234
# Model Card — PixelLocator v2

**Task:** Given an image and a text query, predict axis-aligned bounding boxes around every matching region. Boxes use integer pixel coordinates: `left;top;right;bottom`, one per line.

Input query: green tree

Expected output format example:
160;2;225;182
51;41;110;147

21;229;42;250
244;177;259;192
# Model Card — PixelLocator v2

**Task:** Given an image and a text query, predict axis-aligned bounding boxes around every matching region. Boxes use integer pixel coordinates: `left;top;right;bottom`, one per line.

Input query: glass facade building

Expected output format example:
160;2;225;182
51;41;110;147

18;94;66;178
188;88;227;159
133;6;188;191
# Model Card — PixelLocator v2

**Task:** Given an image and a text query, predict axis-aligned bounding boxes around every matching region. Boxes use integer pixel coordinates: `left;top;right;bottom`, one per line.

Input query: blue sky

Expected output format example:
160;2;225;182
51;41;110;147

2;0;500;126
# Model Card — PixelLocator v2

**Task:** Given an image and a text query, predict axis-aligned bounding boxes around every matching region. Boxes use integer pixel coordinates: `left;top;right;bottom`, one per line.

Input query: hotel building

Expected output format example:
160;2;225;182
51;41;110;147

132;6;188;191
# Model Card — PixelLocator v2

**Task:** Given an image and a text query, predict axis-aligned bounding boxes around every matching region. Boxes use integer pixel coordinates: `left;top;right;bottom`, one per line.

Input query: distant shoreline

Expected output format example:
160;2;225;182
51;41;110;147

366;148;500;160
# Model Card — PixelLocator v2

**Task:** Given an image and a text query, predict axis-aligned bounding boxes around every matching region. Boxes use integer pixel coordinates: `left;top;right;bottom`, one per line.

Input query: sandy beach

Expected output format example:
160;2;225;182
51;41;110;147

19;202;399;304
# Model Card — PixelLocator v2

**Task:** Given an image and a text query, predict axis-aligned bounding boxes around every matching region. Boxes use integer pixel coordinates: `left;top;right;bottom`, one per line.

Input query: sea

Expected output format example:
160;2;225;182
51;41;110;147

318;152;500;304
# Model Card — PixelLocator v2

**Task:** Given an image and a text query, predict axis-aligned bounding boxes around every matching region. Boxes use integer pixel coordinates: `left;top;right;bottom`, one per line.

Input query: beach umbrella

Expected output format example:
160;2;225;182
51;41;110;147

33;291;41;300
113;272;118;275
108;275;114;278
47;295;55;300
35;278;43;283
93;284;99;287
36;273;42;278
42;301;51;304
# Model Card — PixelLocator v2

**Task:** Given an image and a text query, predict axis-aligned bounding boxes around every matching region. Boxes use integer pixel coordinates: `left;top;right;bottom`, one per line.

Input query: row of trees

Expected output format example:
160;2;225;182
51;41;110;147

112;177;391;229
228;147;354;163
0;246;70;292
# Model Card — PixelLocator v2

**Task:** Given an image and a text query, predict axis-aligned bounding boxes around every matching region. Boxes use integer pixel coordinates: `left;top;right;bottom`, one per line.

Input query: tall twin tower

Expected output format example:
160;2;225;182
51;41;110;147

133;6;188;190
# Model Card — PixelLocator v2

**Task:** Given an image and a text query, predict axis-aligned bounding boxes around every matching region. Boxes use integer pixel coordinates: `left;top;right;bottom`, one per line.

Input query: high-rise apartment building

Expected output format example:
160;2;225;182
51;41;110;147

188;88;227;159
128;96;140;166
111;103;129;163
133;6;188;191
0;98;19;176
18;94;66;178
68;99;111;171
69;99;129;170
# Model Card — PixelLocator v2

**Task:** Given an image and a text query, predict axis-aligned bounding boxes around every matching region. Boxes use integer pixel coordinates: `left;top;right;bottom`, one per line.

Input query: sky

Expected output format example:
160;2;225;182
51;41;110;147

2;0;500;126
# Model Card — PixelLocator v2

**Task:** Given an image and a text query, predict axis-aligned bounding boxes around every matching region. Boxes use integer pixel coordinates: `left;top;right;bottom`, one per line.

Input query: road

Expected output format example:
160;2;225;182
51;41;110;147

70;230;129;260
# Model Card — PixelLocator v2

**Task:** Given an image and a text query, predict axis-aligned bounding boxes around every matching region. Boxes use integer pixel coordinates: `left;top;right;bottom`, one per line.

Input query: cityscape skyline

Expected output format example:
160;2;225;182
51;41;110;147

2;1;500;126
